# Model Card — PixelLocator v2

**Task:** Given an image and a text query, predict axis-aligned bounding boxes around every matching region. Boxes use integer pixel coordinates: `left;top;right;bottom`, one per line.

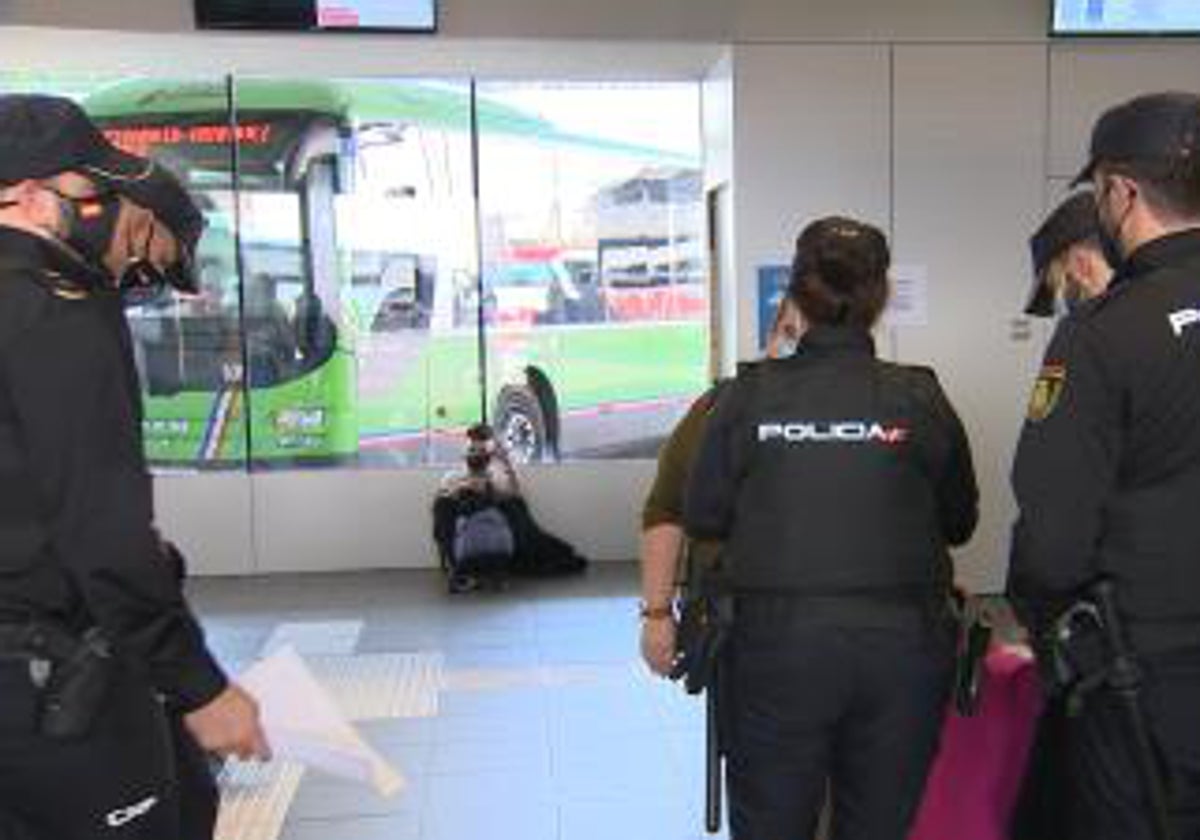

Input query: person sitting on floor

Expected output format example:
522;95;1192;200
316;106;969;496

433;424;586;593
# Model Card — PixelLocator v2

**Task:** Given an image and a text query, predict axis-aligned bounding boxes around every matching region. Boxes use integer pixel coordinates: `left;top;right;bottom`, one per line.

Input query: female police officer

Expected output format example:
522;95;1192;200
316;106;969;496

685;216;978;840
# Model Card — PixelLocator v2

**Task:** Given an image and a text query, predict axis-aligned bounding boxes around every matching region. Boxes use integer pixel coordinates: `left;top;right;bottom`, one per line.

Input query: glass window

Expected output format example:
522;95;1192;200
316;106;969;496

80;76;250;471
1;72;706;471
476;81;708;461
233;78;479;468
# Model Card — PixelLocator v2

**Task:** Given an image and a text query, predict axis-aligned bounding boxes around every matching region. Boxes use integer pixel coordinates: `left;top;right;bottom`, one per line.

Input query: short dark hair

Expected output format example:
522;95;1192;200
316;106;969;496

1099;156;1200;221
788;216;890;330
466;423;494;442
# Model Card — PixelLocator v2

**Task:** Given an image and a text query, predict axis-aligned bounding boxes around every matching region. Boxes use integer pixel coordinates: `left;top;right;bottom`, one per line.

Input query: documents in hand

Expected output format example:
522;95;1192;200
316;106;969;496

238;645;405;797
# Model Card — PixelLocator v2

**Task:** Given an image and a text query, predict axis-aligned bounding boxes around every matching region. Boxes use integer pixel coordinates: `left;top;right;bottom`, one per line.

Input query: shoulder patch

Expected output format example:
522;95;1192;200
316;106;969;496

42;271;91;301
1027;363;1066;422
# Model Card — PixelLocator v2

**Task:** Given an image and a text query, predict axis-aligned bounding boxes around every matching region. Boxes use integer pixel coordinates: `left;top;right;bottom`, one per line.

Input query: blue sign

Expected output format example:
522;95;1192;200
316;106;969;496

757;264;790;350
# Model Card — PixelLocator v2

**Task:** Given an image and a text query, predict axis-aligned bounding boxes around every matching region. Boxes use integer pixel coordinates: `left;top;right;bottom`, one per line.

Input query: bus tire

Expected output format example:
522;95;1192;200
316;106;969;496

495;386;546;464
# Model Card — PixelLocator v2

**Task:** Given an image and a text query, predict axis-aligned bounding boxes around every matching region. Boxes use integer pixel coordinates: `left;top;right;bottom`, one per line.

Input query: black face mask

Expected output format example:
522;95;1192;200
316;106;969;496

118;258;170;307
1097;222;1125;272
116;221;200;307
1097;181;1131;272
48;188;122;270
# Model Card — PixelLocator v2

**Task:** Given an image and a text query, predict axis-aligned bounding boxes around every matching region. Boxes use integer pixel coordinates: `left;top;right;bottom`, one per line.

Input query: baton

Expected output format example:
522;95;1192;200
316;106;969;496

705;669;722;834
1092;579;1176;840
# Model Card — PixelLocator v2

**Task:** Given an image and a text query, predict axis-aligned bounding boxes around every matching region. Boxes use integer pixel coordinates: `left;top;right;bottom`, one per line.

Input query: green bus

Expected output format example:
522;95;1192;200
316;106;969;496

82;77;708;468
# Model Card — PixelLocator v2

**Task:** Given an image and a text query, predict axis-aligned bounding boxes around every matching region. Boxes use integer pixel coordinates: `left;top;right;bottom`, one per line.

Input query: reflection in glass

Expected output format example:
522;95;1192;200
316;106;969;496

476;81;708;462
6;73;706;470
91;77;481;469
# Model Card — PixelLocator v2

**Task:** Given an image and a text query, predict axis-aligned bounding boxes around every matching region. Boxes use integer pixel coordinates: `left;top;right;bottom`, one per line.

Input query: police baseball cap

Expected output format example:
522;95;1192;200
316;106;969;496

0;94;153;186
122;162;207;294
1072;91;1200;187
123;163;205;256
1025;191;1100;317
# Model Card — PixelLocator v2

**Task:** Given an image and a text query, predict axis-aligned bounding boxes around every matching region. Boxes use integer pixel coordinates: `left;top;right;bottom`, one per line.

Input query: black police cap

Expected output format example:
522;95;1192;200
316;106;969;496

120;161;207;294
123;163;205;255
1072;91;1200;187
0;94;153;186
1025;192;1101;317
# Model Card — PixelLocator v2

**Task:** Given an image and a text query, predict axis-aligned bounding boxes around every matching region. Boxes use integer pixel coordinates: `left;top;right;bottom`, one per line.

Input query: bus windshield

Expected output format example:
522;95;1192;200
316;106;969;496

101;108;345;397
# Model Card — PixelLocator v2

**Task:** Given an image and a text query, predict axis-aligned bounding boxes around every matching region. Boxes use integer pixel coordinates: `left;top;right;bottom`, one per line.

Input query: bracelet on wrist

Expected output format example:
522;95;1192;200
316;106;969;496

639;602;673;621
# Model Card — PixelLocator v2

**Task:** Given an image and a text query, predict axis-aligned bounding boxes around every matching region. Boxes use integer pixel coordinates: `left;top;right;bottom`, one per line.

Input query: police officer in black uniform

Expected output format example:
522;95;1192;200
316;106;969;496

685;216;978;840
1009;91;1200;840
1025;190;1114;318
0;94;268;840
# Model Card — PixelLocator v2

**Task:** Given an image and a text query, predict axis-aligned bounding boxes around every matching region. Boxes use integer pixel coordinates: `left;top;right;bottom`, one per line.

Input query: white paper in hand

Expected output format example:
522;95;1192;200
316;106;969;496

238;645;405;797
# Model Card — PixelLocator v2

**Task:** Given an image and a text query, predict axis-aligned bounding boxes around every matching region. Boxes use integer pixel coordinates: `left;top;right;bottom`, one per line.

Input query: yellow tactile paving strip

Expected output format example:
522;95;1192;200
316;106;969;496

212;619;442;840
215;760;304;840
307;652;443;721
261;621;366;657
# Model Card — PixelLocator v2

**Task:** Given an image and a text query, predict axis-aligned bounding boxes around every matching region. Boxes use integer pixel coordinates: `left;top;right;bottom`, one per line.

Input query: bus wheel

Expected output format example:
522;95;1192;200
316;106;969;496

495;386;546;463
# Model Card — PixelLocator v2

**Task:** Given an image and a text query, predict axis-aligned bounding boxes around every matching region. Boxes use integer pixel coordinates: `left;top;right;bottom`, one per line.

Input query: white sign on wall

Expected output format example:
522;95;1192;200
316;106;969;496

885;264;929;327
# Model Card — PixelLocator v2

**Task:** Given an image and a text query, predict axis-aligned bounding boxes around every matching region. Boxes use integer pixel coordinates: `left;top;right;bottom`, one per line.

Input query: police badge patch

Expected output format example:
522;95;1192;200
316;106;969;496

1027;363;1066;422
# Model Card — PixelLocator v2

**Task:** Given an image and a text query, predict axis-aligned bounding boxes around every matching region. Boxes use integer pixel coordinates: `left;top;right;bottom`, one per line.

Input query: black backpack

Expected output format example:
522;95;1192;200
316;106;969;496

450;496;515;576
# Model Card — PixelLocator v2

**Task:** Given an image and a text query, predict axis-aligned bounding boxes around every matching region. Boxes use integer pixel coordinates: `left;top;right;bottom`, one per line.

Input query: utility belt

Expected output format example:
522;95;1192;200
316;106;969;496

1042;578;1177;840
0;621;115;740
1040;578;1161;715
732;588;955;633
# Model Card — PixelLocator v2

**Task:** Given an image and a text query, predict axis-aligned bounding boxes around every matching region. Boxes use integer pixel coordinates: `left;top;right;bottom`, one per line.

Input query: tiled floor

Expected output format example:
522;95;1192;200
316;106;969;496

189;564;728;840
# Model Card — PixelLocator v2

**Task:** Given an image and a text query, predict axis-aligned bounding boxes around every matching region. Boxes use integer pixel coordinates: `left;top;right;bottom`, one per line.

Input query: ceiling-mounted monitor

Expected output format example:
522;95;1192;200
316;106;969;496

195;0;437;32
1052;0;1200;35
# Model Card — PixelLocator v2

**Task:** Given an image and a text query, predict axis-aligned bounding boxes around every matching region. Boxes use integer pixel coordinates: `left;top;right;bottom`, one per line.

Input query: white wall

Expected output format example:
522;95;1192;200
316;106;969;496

890;45;1048;593
730;43;892;365
0;0;1046;40
723;38;1200;592
702;50;736;376
0;27;718;79
731;0;1046;41
154;462;657;574
3;17;1199;583
1048;42;1200;180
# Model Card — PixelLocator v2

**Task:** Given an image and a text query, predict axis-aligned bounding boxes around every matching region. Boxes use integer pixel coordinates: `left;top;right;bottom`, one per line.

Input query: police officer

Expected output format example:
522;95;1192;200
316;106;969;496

0;94;268;840
1009;91;1200;840
1025;190;1114;318
638;297;803;676
685;216;978;840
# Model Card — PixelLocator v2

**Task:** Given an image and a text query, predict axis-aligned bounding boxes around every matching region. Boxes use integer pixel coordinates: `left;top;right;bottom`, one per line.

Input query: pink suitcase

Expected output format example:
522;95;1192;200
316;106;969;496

908;646;1044;840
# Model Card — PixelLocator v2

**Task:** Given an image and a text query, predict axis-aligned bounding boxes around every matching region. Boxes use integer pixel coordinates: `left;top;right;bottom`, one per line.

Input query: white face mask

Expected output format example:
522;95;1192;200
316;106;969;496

774;336;799;358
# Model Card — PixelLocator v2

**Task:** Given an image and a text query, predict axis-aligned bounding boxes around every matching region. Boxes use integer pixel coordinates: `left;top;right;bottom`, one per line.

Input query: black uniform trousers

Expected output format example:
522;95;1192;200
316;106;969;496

1066;645;1200;840
727;600;954;840
0;659;217;840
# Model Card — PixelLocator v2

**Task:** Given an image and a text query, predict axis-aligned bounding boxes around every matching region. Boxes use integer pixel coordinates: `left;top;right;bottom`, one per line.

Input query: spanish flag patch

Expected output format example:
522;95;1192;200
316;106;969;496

1027;363;1066;422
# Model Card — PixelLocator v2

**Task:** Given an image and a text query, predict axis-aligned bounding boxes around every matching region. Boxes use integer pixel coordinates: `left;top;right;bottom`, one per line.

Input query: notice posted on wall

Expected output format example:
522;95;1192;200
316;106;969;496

885;265;929;328
757;264;790;350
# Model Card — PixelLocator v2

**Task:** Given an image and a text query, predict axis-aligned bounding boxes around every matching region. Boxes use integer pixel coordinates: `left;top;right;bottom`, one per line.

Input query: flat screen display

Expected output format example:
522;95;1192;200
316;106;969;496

195;0;436;32
1052;0;1200;35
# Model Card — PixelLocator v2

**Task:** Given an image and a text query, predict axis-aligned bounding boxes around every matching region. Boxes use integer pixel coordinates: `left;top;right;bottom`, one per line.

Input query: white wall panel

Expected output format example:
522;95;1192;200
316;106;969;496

246;462;652;574
0;0;1046;40
251;470;443;574
702;50;734;190
518;461;658;561
1048;42;1200;180
731;44;891;361
892;45;1048;592
154;473;255;575
734;0;1046;42
0;27;719;80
